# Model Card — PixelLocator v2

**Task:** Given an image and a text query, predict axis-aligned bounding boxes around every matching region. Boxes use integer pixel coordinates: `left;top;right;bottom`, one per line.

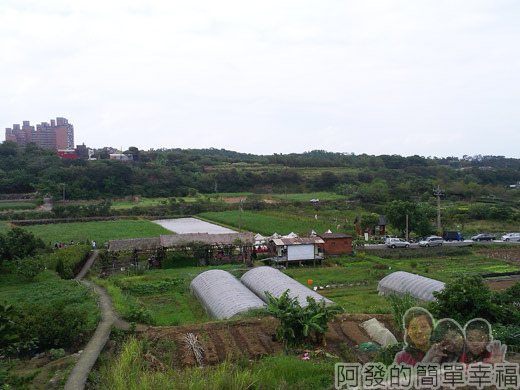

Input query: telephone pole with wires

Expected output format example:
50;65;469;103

433;185;445;236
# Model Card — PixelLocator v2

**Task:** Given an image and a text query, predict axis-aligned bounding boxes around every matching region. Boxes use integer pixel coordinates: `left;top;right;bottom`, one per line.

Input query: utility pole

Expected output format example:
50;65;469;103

61;183;66;202
405;214;409;242
238;199;242;233
433;185;445;236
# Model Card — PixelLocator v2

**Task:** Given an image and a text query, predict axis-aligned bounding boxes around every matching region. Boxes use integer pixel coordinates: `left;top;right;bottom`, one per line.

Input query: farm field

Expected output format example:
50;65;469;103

0;221;8;234
199;208;362;236
98;248;520;326
0;270;99;328
94;265;242;326
270;191;346;201
23;219;173;244
0;201;37;210
111;196;203;209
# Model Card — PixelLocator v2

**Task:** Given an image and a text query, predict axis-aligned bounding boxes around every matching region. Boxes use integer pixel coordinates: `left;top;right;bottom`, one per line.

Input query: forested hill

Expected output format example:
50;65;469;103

0;141;519;202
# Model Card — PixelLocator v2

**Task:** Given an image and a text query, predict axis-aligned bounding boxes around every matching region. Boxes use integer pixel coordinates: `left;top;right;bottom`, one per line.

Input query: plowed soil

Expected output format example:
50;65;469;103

145;313;394;367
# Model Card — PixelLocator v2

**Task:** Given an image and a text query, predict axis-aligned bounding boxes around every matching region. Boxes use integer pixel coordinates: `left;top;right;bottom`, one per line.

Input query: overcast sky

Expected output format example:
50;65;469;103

1;1;519;157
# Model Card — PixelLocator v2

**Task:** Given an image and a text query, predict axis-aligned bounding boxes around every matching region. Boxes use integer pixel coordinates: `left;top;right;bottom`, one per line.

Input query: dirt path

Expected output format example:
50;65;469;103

65;251;147;390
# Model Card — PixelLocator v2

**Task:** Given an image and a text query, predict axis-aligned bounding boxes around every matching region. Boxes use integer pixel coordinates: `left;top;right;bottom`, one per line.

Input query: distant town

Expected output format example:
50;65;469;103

5;117;132;161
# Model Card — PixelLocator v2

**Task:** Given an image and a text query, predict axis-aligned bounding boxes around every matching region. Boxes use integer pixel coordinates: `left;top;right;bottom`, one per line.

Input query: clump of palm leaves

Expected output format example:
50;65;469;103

265;289;343;347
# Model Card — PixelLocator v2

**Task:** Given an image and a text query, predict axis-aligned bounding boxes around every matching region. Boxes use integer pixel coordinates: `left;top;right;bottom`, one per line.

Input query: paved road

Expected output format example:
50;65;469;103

65;251;146;390
364;240;520;250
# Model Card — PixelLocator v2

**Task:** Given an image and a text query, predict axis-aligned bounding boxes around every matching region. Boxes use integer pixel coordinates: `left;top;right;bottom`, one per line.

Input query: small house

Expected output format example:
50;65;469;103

317;233;353;255
269;237;324;266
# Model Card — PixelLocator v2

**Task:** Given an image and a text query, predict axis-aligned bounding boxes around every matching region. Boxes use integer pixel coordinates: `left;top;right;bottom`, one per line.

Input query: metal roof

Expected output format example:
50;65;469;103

161;232;254;247
317;233;353;239
108;237;160;252
271;237;324;246
241;266;334;307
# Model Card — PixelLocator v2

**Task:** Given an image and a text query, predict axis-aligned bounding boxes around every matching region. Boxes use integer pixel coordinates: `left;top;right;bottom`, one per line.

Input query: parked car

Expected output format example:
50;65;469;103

442;230;464;241
501;232;520;242
385;237;410;248
419;236;444;247
471;233;495;242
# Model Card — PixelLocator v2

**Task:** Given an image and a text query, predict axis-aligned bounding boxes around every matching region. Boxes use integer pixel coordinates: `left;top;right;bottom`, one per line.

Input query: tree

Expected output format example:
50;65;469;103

0;227;45;266
360;213;380;234
429;275;500;324
384;200;434;237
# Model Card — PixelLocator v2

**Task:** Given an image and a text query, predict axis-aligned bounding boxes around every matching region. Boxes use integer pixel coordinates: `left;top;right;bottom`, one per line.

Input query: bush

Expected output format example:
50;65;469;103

0;227;45;267
14;256;45;281
43;245;91;279
12;302;91;351
429;275;503;324
161;253;198;269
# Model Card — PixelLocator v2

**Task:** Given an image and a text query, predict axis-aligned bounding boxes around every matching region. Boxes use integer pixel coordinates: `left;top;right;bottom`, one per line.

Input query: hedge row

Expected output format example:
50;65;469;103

43;245;92;279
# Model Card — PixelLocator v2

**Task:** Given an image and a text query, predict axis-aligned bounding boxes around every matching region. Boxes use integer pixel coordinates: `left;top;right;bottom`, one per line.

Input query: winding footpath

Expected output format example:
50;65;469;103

64;250;146;390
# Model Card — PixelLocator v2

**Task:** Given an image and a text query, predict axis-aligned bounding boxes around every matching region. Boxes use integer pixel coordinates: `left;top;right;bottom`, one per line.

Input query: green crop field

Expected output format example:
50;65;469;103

96;249;520;323
24;219;173;244
95;265;240;326
0;202;37;210
199;209;362;236
0;270;99;328
111;196;207;209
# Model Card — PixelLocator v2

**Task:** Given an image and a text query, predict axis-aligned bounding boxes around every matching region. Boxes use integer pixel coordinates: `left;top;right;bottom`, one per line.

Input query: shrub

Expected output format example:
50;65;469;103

161;253;198;269
429;275;502;324
14;256;45;281
0;227;45;267
13;301;91;351
43;245;91;279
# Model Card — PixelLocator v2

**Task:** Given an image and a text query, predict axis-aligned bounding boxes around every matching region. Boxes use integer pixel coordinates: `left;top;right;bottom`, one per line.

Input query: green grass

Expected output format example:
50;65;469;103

199;209;361;236
0;202;37;210
94;265;240;326
0;270;99;328
97;336;336;390
111;196;210;209
270;192;345;201
0;221;9;234
23;219;173;244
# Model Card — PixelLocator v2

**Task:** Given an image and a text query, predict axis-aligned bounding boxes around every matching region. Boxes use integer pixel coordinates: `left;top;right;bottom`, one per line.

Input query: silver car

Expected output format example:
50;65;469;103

502;232;520;242
419;236;444;247
385;237;410;249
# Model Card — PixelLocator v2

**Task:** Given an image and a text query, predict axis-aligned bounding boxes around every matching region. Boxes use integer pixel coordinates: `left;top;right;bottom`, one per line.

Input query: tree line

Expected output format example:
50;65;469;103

0;141;519;204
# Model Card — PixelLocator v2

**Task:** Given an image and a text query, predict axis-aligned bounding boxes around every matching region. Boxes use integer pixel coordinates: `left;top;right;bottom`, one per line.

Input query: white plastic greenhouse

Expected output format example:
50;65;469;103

190;270;265;319
377;271;445;302
241;266;335;307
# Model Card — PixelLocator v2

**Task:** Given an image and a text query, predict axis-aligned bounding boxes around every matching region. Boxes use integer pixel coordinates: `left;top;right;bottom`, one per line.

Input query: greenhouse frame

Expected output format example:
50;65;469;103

377;271;445;302
241;266;334;307
190;269;265;319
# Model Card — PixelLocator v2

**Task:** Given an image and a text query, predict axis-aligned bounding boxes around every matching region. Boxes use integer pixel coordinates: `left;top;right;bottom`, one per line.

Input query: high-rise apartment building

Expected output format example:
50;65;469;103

5;117;74;150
